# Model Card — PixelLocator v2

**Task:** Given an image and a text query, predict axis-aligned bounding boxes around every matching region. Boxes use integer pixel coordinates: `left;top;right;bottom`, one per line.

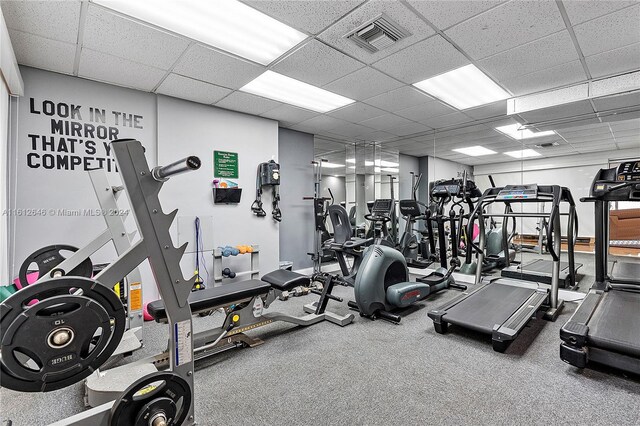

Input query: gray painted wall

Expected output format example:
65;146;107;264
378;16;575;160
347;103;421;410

322;175;345;205
278;128;314;269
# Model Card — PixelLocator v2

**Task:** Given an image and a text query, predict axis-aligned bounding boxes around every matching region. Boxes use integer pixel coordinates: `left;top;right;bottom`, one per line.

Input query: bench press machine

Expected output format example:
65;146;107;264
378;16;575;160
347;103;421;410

86;269;353;407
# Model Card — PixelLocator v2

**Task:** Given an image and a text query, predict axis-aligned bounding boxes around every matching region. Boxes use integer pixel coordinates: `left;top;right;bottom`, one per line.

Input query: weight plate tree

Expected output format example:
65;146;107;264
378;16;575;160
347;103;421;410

110;371;192;426
18;244;93;287
0;276;125;392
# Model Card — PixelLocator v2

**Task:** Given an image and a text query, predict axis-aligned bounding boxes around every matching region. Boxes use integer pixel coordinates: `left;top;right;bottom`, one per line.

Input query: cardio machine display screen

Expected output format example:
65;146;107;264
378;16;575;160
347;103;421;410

432;184;459;195
617;161;640;181
372;199;393;214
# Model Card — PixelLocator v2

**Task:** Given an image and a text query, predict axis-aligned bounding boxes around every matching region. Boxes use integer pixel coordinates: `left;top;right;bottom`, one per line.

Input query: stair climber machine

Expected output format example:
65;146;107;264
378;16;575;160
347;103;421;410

398;172;432;269
560;161;640;375
428;184;573;352
347;182;468;323
305;159;336;274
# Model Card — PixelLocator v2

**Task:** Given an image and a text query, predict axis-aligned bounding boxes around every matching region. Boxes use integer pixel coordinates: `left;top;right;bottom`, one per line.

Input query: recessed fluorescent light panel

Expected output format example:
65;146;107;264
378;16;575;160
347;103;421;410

413;64;510;109
346;158;356;163
240;71;355;113
93;0;307;65
453;146;496;156
496;124;556;140
504;149;542;159
322;162;344;168
381;167;399;173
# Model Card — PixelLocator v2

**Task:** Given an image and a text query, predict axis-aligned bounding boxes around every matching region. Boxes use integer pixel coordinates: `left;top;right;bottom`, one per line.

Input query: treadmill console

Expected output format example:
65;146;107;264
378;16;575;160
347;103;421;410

616;161;640;181
496;184;539;200
590;161;640;200
431;178;481;199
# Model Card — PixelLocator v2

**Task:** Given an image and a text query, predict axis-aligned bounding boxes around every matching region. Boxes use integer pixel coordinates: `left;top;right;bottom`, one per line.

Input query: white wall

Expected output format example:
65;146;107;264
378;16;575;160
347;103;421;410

428;156;474;187
157;95;280;289
474;148;640;237
1;6;23;284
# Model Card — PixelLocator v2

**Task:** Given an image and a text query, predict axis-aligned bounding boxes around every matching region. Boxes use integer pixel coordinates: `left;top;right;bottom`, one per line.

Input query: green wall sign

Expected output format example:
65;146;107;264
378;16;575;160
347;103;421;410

214;151;238;178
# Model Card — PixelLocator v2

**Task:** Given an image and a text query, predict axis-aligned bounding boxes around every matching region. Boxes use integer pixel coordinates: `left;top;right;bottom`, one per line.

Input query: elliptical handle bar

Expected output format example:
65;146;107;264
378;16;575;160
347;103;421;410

152;156;201;181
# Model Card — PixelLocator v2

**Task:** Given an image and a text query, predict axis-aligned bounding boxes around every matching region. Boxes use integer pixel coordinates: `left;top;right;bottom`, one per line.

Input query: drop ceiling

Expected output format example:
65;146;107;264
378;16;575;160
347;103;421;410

2;0;639;165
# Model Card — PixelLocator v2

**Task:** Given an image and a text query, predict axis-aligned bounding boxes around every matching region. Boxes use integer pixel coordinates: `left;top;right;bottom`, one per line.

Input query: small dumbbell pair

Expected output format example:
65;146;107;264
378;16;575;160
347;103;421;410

222;268;236;279
218;246;240;257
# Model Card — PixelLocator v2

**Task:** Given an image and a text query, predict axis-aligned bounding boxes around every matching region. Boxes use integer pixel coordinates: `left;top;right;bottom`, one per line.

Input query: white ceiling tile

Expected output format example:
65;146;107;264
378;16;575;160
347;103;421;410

356;129;398;142
327;102;387;123
479;31;578;81
260;104;319;125
573;4;640;56
318;0;435;65
272;39;364;86
463;100;508;120
214;91;281;116
407;0;505;30
1;0;81;43
445;0;566;60
323;67;404;101
83;5;190;70
156;74;232;105
386;122;432;137
585;42;640;79
364;86;432;111
173;44;265;89
610;118;640;131
617;141;640;149
518;100;595;123
79;48;166;91
421;112;474;129
563;0;637;26
294;114;350;132
502;60;587;96
360;113;413;130
7;30;76;75
394;101;457;121
331;122;375;138
373;35;469;84
612;129;640;139
241;0;365;34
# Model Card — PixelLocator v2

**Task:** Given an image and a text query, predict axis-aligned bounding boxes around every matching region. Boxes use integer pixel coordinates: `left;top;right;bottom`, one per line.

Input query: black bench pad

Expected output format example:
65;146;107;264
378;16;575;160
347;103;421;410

147;279;271;321
261;269;310;291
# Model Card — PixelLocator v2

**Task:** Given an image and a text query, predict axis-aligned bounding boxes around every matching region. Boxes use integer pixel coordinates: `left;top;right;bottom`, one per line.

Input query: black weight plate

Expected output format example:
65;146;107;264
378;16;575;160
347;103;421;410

110;372;192;426
18;245;93;287
0;277;125;392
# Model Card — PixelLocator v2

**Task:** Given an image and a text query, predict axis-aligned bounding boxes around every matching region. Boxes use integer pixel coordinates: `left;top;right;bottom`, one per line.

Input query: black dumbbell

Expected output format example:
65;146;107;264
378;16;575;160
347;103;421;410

222;268;236;279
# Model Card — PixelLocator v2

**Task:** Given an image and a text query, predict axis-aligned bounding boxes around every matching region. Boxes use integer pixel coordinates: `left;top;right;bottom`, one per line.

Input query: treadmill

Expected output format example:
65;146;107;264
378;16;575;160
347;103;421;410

560;161;640;375
428;184;571;352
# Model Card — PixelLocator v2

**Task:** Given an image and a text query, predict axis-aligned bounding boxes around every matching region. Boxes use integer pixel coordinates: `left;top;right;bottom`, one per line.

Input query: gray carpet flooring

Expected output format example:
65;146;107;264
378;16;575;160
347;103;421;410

2;252;639;425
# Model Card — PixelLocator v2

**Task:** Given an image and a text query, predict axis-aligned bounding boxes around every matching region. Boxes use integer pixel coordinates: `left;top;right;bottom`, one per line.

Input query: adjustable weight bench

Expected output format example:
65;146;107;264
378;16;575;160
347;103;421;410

86;269;353;407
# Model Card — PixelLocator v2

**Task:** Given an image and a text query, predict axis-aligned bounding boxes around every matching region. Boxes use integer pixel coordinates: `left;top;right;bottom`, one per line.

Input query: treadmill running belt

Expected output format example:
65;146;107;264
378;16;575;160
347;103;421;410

443;283;537;334
589;291;640;357
522;259;572;273
610;261;640;284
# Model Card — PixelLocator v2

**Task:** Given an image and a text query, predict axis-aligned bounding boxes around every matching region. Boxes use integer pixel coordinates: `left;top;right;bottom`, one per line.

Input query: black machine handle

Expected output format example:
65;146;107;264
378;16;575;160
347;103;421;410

152;156;201;181
545;186;562;262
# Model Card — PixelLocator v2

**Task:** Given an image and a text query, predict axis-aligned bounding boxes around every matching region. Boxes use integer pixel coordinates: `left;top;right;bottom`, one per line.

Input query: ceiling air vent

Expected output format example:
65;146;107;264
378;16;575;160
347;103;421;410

534;141;560;148
345;14;410;53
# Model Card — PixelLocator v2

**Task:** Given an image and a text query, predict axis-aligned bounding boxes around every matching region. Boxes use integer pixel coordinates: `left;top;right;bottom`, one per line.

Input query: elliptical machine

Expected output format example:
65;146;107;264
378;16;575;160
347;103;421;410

348;178;467;323
364;199;396;247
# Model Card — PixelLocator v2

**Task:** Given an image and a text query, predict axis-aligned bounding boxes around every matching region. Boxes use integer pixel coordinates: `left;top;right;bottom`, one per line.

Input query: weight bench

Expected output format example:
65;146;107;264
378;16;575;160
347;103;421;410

86;269;353;407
